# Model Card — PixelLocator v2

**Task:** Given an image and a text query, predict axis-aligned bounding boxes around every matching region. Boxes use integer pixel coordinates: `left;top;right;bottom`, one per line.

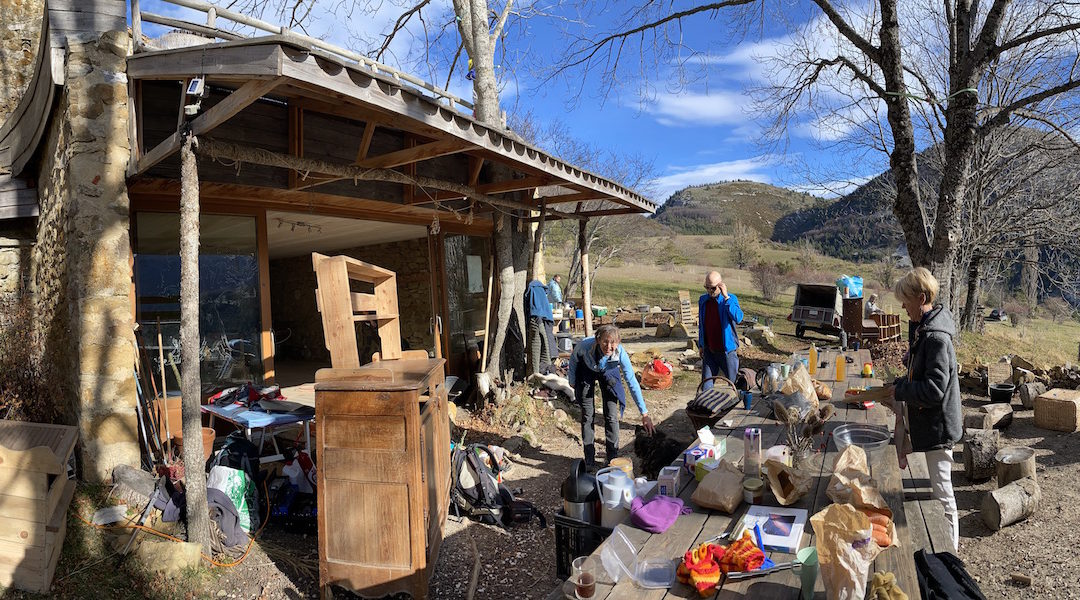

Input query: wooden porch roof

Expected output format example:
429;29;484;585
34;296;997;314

126;37;657;220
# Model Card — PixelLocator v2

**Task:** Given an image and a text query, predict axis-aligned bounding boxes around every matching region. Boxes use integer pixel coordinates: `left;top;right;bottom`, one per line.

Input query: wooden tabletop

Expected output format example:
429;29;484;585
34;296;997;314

548;348;934;600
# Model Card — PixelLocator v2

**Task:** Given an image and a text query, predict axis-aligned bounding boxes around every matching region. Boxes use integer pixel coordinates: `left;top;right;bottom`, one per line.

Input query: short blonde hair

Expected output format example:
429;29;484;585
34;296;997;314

894;267;939;305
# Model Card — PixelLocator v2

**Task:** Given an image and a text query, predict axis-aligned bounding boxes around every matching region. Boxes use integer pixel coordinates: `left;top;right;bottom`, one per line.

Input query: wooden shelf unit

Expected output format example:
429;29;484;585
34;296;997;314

0;420;78;594
314;359;450;600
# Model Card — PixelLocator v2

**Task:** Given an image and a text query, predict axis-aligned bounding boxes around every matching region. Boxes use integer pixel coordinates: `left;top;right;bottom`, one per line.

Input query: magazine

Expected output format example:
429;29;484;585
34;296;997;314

737;505;808;553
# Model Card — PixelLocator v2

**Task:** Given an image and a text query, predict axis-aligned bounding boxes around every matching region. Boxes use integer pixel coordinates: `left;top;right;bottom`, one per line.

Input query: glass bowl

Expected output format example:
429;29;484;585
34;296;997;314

833;424;891;452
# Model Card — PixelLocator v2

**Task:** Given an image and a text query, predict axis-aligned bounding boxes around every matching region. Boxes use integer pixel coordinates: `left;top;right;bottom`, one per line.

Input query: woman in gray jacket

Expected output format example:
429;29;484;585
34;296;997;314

886;267;963;551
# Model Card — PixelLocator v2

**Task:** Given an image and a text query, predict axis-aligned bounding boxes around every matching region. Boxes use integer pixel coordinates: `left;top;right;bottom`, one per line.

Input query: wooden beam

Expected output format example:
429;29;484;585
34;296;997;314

356;121;377;162
287;103;303;189
194;139;589;220
579;217;593;337
356;138;472;170
403;136;416;204
136;76;284;176
543;191;613;204
429;175;549;202
523;207;641;222
255;210;275;383
469;156;484;186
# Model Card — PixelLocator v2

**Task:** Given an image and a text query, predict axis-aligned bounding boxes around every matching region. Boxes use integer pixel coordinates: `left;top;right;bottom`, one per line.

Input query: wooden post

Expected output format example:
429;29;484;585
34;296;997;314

480;255;494;369
155;318;171;458
179;132;212;553
529;201;546;284
579;218;593;337
132;0;143;52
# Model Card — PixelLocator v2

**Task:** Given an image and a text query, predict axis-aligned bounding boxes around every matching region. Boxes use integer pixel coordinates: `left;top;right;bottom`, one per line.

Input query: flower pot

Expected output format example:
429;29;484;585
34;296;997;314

989;383;1015;404
173;426;217;462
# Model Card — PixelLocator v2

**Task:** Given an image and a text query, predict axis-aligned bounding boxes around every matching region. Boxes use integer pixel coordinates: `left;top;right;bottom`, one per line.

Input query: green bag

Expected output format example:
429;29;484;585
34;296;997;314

207;465;260;532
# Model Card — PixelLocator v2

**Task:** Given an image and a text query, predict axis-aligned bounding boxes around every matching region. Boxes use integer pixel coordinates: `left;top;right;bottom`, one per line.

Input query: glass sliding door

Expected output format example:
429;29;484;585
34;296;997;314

441;235;490;377
133;212;263;393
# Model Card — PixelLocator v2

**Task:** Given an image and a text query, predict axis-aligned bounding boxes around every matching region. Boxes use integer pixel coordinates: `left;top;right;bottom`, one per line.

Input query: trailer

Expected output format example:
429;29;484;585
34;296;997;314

788;284;848;347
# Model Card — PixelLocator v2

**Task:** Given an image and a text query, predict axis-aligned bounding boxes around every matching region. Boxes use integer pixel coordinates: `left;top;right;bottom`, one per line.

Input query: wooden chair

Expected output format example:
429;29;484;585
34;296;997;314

312;252;402;369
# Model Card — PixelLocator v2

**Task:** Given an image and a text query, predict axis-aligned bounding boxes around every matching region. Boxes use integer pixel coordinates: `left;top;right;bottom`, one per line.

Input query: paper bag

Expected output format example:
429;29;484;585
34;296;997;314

811;504;883;600
691;459;743;513
826;445;888;510
763;458;812;506
781;362;819;409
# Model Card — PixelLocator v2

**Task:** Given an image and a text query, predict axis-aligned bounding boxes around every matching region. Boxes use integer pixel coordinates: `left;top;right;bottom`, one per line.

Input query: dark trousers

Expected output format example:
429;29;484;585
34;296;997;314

575;361;625;466
527;316;552;375
701;347;739;390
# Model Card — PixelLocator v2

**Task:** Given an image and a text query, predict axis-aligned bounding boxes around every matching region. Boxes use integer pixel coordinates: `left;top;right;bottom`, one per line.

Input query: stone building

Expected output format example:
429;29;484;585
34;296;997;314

0;0;655;480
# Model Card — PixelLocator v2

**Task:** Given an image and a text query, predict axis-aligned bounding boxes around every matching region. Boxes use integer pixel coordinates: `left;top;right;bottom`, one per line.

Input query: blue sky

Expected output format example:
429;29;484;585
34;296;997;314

138;1;887;203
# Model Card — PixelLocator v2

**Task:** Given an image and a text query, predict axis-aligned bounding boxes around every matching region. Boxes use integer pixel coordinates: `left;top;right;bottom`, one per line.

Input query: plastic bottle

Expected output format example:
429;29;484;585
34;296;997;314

835;352;846;381
808;344;818;376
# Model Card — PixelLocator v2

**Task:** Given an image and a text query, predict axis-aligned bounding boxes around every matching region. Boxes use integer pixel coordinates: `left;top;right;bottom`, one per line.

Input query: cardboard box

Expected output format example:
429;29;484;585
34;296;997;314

1034;388;1080;432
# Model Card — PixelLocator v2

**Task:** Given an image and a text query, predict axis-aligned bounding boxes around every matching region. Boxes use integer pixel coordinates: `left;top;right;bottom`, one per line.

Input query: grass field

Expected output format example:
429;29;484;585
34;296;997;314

548;234;1080;368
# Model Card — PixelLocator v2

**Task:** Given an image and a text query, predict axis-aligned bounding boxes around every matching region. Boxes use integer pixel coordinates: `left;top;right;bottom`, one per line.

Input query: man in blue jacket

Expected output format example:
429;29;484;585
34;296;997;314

526;279;556;375
698;270;744;390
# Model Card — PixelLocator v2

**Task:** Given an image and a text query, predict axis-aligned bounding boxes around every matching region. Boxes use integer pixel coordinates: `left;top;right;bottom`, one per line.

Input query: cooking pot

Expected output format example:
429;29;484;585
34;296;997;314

561;459;599;523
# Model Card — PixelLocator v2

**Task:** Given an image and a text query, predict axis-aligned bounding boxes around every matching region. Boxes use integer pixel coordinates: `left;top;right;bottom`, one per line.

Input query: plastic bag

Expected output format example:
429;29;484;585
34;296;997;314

771;391;816;422
207;465;260;532
690;459;744;513
642;360;674;390
763;458;812;506
811;503;883;599
780;362;819;409
282;450;317;494
826;446;887;510
836;275;863;298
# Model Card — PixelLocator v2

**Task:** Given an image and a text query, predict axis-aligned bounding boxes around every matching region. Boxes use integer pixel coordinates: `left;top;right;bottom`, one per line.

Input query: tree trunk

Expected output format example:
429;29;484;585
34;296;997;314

1018;382;1046;410
981;477;1040;530
529;204;546;285
579;219;593;337
1022;244;1039;310
960;254;982;331
963;427;999;481
982;403;1014;430
995;446;1036;488
179;133;211;554
484;216;515;381
511;215;530;379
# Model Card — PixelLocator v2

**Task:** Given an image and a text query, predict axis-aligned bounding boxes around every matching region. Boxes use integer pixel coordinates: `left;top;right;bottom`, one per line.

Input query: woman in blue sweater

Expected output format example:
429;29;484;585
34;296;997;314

568;325;655;466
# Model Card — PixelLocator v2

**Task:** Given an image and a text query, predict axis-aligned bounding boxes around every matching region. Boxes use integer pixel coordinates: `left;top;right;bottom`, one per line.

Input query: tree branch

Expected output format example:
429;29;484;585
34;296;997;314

988;21;1080;63
491;0;514;42
374;0;434;62
810;0;881;64
981;77;1080;131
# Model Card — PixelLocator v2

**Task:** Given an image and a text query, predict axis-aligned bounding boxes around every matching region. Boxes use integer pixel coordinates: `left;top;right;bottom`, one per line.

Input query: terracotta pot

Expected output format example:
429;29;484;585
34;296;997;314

173;426;216;462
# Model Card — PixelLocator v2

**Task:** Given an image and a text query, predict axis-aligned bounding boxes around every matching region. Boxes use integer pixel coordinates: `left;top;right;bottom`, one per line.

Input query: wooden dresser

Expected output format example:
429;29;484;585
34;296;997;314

315;359;450;600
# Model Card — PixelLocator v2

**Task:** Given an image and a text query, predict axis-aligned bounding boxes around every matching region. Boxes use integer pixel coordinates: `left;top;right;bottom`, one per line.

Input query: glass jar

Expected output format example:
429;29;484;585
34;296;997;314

743;477;764;504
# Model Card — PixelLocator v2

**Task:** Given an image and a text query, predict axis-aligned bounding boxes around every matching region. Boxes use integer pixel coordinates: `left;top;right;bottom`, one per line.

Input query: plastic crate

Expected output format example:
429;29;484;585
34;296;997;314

554;510;612;580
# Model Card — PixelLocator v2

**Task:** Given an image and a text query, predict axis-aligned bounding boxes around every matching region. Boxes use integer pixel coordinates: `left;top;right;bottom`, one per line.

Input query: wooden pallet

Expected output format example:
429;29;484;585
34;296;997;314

0;419;78;594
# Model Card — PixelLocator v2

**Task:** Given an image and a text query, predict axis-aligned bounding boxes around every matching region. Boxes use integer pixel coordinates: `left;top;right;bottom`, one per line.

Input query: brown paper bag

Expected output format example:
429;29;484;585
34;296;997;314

781;362;819;409
763;458;812;506
826;445;888;510
810;504;883;600
690;459;743;513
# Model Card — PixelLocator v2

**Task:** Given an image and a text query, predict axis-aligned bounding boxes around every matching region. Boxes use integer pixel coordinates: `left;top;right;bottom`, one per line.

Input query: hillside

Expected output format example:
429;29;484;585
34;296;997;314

653;181;825;237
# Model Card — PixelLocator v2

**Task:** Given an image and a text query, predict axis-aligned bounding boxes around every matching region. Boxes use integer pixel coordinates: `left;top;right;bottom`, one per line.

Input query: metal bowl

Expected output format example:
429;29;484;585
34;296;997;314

833;424;891;452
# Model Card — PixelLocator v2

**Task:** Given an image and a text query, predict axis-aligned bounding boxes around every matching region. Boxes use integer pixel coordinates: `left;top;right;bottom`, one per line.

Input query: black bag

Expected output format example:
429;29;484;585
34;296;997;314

914;550;986;600
209;431;261;484
450;443;546;528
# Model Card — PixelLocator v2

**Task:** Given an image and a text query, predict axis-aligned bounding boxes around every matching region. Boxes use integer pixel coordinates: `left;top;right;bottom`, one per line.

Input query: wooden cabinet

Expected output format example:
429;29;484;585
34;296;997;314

315;358;450;600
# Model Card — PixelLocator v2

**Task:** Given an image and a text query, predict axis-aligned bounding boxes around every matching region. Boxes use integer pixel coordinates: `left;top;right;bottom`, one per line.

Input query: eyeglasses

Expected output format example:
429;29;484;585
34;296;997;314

704;284;720;291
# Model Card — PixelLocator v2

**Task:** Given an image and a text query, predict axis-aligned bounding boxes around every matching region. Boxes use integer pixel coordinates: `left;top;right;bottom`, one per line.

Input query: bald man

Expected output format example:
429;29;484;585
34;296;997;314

698;271;744;390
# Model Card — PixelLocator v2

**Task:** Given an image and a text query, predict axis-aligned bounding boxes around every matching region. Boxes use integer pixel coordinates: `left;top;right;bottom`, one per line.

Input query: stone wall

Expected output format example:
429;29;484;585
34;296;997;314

31;30;138;480
0;220;34;301
0;0;44;125
269;237;434;364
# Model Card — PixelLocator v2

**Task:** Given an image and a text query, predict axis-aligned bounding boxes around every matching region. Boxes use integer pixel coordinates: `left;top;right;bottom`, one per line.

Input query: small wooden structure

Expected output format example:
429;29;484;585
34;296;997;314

313;255;450;599
0;420;78;594
841;297;901;345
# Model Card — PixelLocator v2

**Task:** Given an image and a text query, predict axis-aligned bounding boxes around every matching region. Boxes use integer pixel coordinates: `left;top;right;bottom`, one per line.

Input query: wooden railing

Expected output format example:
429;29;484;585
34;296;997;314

131;0;474;112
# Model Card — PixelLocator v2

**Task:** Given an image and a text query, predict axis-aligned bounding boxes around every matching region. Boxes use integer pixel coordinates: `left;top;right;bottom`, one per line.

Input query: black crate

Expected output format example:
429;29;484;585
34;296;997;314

554;510;612;580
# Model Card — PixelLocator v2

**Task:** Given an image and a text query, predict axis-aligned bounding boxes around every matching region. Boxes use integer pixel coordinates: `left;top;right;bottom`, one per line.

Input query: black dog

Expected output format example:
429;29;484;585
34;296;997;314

633;425;689;480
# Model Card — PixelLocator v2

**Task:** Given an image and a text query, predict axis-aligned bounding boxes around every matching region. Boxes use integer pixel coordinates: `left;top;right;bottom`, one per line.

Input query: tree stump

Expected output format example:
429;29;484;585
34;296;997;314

1019;382;1046;410
995;446;1037;488
963;428;1000;481
964;411;991;432
982;477;1040;530
983;403;1014;429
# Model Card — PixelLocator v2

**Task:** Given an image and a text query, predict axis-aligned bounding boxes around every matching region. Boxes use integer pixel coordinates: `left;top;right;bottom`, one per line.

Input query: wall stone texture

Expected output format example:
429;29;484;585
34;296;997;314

31;30;138;481
269;237;434;364
0;0;44;125
0;220;34;301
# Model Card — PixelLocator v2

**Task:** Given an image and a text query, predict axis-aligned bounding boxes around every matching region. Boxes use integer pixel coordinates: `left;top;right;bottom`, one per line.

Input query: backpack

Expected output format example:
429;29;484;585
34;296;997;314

450;443;546;528
209;431;262;485
914;550;986;600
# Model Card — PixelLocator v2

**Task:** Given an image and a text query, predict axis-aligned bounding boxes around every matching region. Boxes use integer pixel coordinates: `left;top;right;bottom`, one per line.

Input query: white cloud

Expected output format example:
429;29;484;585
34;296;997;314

651;157;774;200
787;175;873;198
647;91;749;127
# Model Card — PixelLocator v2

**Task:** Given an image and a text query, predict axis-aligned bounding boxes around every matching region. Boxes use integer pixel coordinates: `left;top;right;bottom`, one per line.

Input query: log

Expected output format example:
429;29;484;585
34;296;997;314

995;446;1037;488
1019;382;1046;410
964;411;991;431
963;428;1000;481
982;403;1014;429
981;477;1040;530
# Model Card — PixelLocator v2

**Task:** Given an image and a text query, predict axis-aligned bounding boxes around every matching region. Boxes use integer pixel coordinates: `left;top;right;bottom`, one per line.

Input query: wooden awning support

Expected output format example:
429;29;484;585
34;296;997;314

579;217;593;337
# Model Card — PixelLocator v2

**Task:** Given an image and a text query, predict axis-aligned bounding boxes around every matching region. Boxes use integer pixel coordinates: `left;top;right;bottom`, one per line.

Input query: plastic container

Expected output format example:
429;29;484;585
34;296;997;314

554;510;612;580
989;383;1015;404
575;309;584;319
743;477;764;504
833;424;890;453
835;354;846;381
808;344;817;376
600;527;677;588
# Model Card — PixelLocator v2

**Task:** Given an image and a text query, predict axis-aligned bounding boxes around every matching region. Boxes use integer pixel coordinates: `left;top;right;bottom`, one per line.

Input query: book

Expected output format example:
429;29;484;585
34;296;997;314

737;505;808;553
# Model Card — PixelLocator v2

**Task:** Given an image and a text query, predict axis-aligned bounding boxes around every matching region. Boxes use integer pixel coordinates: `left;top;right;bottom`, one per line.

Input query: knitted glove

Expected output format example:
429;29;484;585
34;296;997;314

678;542;725;596
870;571;909;600
719;531;765;573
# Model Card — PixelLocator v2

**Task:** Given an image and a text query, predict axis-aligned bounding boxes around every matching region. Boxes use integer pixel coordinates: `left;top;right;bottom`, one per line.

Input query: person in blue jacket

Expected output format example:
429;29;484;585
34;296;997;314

525;279;556;375
568;325;655;466
698;270;744;390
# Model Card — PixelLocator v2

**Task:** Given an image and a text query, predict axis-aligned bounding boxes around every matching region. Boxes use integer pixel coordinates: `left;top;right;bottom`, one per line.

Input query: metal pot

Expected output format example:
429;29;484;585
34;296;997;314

561;459;599;523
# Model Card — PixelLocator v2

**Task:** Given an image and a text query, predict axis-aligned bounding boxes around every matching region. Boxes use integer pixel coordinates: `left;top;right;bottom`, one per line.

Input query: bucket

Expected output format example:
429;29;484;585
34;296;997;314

575;309;584;319
989;383;1015;404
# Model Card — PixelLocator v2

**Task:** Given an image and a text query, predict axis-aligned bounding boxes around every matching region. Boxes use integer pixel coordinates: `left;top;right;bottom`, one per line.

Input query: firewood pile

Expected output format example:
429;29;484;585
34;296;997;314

959;354;1080;396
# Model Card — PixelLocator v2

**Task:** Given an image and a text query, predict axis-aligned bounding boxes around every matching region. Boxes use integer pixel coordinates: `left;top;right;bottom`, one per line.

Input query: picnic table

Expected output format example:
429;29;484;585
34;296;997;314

547;348;950;599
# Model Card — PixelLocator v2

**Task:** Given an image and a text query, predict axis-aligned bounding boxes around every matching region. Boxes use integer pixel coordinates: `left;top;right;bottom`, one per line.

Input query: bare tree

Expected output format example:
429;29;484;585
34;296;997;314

555;0;1080;307
730;220;760;269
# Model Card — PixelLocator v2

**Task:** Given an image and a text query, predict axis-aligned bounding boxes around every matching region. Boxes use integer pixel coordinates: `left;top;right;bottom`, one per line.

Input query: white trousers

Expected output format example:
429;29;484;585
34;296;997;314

925;448;959;552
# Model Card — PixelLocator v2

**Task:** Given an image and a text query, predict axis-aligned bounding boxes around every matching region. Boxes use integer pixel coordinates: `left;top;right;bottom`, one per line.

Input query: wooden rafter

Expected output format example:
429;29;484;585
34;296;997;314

358;138;472;170
356;121;376;162
428;175;549;203
136;76;284;175
287;103;303;189
543;191;613;204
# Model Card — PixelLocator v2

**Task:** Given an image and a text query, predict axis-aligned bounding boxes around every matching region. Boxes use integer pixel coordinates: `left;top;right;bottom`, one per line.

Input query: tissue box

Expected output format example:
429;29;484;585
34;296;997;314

658;466;681;497
695;457;721;482
683;447;709;473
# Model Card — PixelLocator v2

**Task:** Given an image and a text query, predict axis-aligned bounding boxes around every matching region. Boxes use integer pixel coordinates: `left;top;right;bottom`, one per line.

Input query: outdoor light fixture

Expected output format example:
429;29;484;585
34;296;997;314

274;217;322;234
